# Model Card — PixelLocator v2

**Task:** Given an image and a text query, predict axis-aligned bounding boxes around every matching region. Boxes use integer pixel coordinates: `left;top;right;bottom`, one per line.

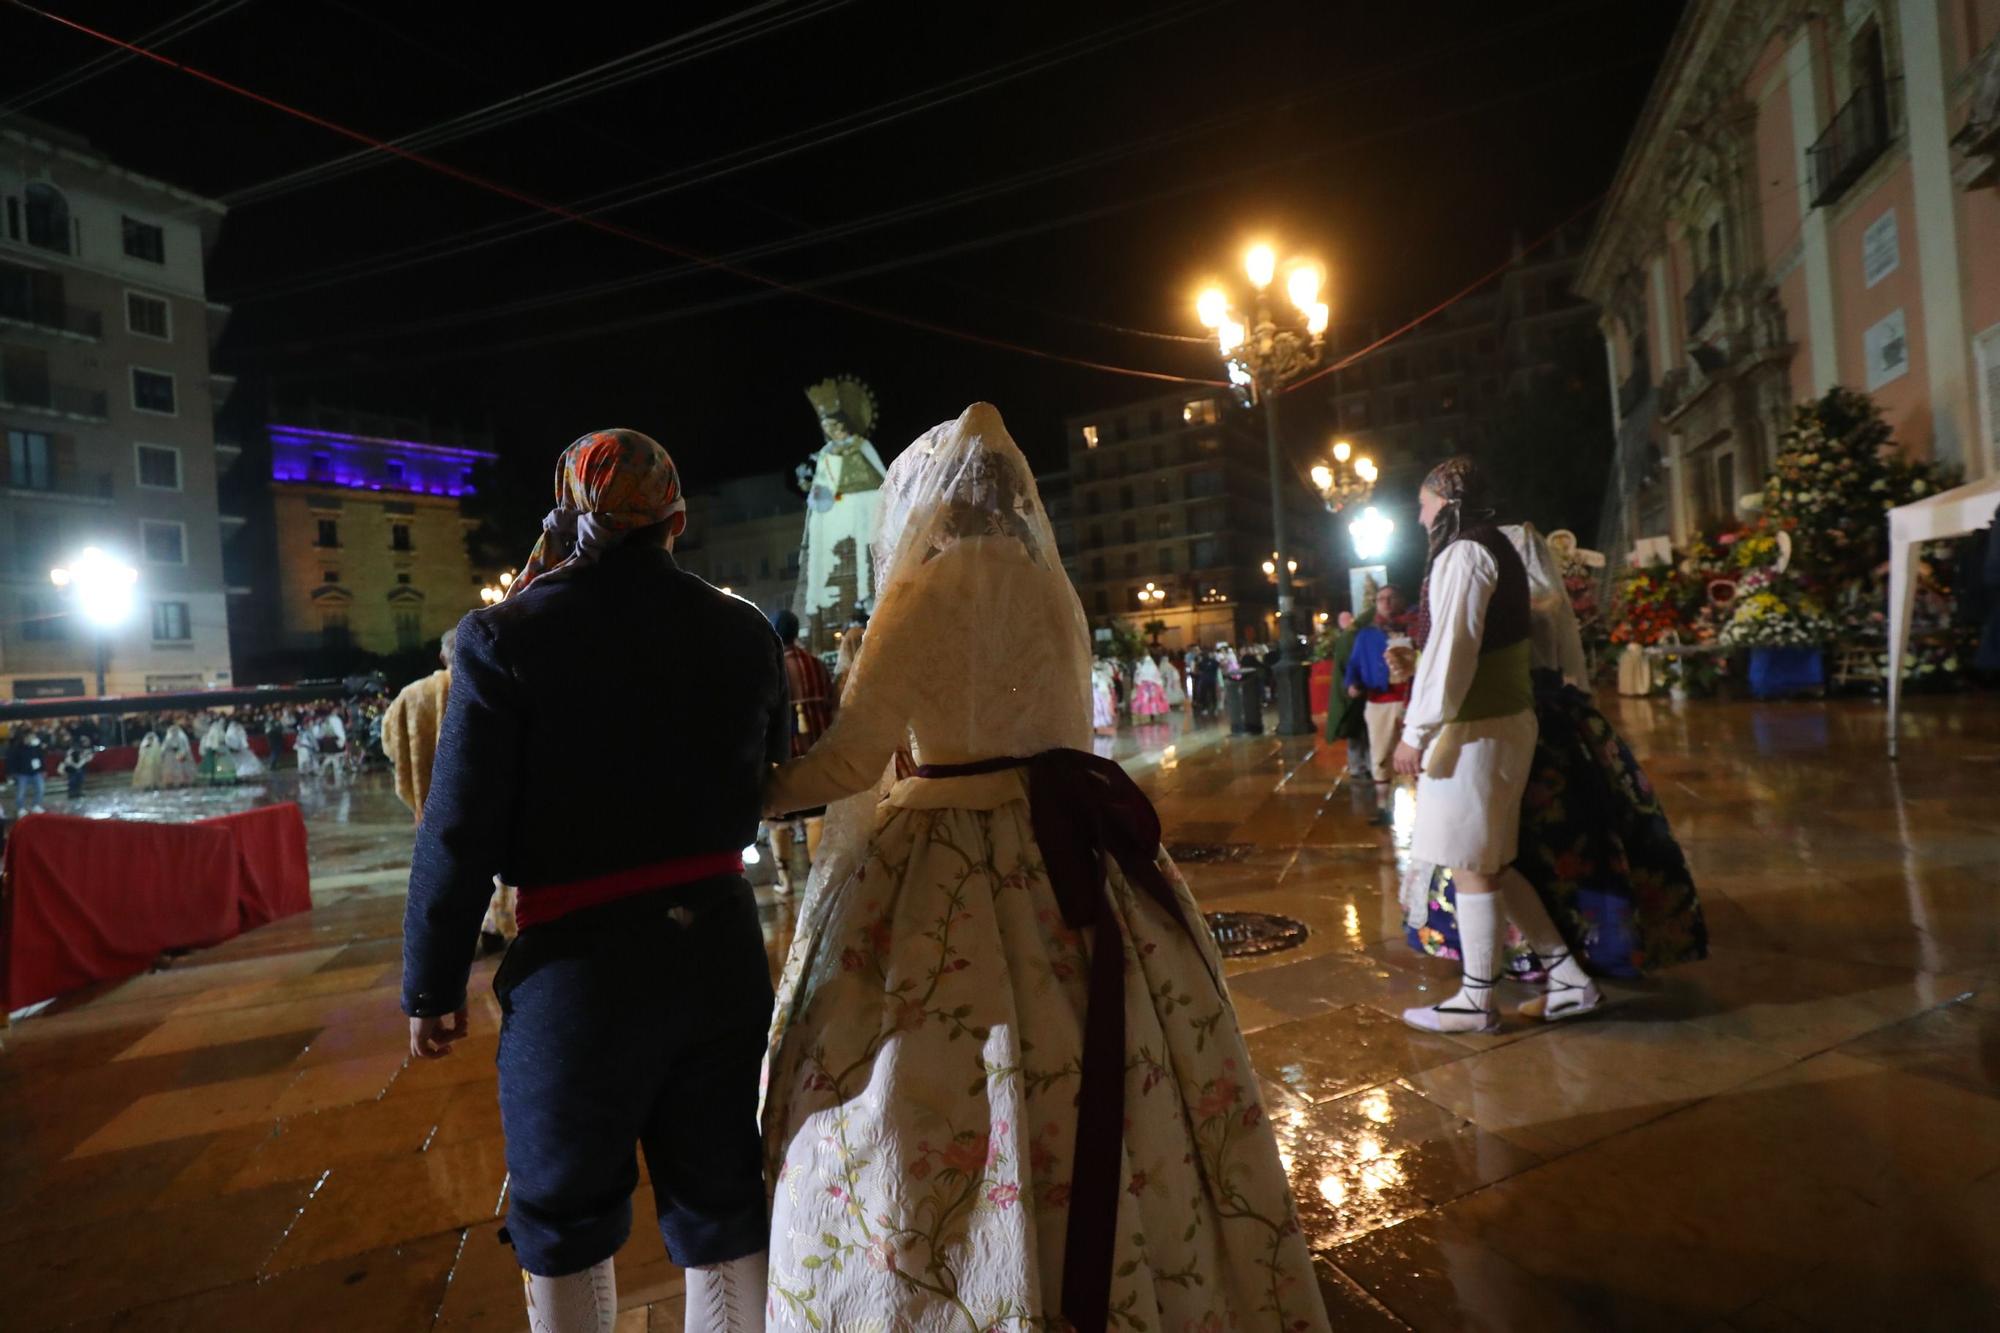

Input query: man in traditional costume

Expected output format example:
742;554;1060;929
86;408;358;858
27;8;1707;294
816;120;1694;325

402;430;786;1333
1394;457;1595;1034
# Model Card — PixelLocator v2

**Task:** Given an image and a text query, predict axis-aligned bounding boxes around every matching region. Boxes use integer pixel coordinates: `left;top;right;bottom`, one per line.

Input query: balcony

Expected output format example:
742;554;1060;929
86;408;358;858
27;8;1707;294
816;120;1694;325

0;294;101;341
0;373;108;421
3;468;114;502
1683;268;1723;337
1809;78;1899;208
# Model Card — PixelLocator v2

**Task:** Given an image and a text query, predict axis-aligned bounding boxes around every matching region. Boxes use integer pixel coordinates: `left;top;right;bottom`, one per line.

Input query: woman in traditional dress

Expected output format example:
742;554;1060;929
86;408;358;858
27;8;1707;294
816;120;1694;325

159;719;197;788
1162;652;1187;710
225;715;265;779
1130;652;1169;719
198;715;237;785
1405;521;1707;999
1089;658;1117;736
761;404;1327;1333
131;729;163;790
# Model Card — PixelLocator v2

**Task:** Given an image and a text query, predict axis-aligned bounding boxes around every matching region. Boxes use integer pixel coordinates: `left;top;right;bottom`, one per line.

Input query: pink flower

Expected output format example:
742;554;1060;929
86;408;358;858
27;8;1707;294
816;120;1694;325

826;1185;844;1200
942;1136;989;1174
910;1157;933;1181
865;1237;898;1272
1127;1170;1148;1197
987;1183;1019;1208
840;948;866;972
1194;1076;1239;1121
1241;1103;1263;1128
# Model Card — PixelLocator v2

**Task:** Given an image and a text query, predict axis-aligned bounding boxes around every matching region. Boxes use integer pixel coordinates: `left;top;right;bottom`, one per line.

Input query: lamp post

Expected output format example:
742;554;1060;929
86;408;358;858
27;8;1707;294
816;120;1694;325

477;569;517;604
49;547;138;698
1197;242;1329;735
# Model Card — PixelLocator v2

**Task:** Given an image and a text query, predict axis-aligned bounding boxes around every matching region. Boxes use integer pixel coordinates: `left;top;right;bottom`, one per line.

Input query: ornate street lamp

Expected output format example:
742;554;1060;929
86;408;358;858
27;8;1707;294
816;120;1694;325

478;569;517;604
1196;241;1329;735
49;547;138;697
1348;505;1395;563
1137;580;1166;607
1309;439;1379;513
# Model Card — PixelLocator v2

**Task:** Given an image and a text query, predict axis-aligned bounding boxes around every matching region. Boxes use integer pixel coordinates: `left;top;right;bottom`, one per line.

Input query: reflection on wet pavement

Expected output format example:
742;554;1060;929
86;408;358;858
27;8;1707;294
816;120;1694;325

3;696;1997;1328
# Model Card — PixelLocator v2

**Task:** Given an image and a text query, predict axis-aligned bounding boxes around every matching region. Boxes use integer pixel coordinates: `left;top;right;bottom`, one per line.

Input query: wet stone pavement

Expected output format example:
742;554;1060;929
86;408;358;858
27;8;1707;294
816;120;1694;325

2;694;1997;1329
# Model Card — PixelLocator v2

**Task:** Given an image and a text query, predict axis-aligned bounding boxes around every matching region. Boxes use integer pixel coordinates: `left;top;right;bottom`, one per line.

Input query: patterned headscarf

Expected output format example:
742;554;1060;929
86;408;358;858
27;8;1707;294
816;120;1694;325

509;429;685;596
1420;454;1494;565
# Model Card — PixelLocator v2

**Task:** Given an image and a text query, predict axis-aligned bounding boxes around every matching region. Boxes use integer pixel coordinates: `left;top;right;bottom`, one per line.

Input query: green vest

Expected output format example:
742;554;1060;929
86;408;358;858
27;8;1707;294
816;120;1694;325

1451;638;1532;723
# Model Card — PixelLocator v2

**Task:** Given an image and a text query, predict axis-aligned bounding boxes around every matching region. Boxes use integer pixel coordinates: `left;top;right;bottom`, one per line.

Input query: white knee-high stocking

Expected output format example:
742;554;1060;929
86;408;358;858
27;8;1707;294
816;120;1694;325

685;1250;767;1333
1403;885;1502;1033
523;1258;617;1333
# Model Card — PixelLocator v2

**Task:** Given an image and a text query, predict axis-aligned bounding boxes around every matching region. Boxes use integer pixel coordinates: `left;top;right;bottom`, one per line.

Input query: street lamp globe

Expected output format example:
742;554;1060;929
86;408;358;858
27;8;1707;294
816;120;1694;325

1309;464;1334;491
1332;439;1352;463
1285;263;1321;313
1243;242;1277;290
1349;506;1395;562
1195;287;1229;329
50;547;138;627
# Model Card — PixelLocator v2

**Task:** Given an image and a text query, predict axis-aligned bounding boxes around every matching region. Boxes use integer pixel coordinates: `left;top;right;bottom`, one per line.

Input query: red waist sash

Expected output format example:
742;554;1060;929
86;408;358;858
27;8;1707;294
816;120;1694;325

515;849;744;929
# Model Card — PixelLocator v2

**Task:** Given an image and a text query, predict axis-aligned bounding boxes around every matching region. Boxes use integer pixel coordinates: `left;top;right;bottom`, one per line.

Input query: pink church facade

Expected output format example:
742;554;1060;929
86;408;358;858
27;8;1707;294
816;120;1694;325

1577;0;2000;561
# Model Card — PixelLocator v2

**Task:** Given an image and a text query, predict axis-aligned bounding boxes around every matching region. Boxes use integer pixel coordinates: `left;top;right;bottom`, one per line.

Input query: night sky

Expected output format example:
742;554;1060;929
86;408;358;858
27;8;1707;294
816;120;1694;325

6;0;1686;483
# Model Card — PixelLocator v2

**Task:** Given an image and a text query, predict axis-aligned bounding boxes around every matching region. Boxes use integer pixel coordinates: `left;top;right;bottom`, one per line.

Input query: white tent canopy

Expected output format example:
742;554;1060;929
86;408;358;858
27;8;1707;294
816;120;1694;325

1885;473;2000;757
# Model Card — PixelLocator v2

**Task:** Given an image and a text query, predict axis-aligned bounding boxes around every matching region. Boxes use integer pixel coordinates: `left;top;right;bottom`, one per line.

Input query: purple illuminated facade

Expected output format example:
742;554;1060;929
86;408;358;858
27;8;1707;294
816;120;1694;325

267;425;496;497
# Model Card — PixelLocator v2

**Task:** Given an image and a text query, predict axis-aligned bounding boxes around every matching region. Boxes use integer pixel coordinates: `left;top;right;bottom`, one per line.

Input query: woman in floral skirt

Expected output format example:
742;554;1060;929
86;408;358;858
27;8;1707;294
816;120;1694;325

762;404;1327;1333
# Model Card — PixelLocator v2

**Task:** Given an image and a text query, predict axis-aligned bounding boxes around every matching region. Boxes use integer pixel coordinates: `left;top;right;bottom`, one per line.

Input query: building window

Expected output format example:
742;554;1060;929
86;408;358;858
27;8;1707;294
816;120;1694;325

1084;492;1100;515
1187;468;1223;498
126;292;171;340
396;572;411;585
131;368;176;415
141;519;186;565
308;452;332;480
1477;336;1495;355
385;458;406;485
1159;547;1176;572
1148;409;1164;435
1196;434;1221;454
151;601;191;642
1087;524;1103;546
1123;551;1138;574
135;443;180;491
1183;399;1218;425
8;428;53;490
1394;395;1413;423
1093;590;1108;614
1118;485;1133;510
1089;556;1105;581
1191;538;1223;568
24;183;70;254
395;609;422;651
323;570;340;583
390;521;412;551
320;609;350;651
1114;417;1130;442
1154;476;1171;504
1388;355;1408;383
1121;519;1136;544
21;591;70;641
122;216;166;263
315;518;339;548
1439;387;1459;413
1348;401;1370;426
1156;512;1172;536
1081;424;1099;449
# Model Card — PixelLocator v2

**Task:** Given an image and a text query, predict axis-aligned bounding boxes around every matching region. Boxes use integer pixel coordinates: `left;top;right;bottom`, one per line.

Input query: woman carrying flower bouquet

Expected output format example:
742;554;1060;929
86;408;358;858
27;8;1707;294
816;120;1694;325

1403;517;1707;1004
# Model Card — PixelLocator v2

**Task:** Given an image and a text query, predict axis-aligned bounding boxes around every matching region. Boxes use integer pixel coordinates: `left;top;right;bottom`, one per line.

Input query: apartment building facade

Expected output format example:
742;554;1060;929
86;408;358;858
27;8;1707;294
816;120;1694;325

1062;389;1331;650
0;118;236;697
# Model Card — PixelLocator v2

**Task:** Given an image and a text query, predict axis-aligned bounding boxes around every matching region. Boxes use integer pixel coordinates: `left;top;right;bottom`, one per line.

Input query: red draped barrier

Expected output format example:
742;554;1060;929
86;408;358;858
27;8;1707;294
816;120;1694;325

1;803;313;1009
201;805;312;930
1309;659;1334;720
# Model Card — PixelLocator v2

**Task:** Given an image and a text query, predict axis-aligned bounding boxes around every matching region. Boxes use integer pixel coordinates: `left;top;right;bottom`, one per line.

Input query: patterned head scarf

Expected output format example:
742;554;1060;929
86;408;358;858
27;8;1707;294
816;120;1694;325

510;429;685;596
1420;454;1494;564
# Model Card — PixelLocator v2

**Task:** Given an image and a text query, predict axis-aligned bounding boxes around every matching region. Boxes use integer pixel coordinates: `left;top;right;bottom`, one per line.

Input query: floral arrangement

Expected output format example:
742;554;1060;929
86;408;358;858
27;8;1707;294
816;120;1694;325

1717;588;1835;647
1608;565;1682;645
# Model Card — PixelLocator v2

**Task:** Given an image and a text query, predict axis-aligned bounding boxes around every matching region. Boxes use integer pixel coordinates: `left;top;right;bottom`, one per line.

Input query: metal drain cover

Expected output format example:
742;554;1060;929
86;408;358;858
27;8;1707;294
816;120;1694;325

1167;842;1254;864
1203;911;1309;958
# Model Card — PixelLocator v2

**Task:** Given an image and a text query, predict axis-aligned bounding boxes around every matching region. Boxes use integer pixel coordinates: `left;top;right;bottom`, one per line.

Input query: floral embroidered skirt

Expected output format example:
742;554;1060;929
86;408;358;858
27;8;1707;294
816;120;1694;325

1409;672;1709;978
762;796;1328;1332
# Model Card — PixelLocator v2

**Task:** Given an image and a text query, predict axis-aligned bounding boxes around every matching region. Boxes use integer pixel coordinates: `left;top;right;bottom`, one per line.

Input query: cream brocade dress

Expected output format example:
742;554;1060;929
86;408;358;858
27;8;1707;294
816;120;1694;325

762;539;1327;1333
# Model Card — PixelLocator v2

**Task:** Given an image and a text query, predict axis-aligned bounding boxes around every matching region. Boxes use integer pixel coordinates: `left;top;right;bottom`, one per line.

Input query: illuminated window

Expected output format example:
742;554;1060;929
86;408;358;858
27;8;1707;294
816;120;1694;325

1183;399;1218;425
1081;424;1100;449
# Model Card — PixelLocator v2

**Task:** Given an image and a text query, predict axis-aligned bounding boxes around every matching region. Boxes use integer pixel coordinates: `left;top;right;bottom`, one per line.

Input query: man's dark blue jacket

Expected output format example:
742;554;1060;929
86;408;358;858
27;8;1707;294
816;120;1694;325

401;541;788;1017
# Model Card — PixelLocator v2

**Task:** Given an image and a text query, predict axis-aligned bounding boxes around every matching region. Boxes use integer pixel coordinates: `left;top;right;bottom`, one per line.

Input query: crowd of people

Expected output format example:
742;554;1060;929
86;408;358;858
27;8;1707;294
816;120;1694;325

1088;639;1282;735
0;691;398;817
